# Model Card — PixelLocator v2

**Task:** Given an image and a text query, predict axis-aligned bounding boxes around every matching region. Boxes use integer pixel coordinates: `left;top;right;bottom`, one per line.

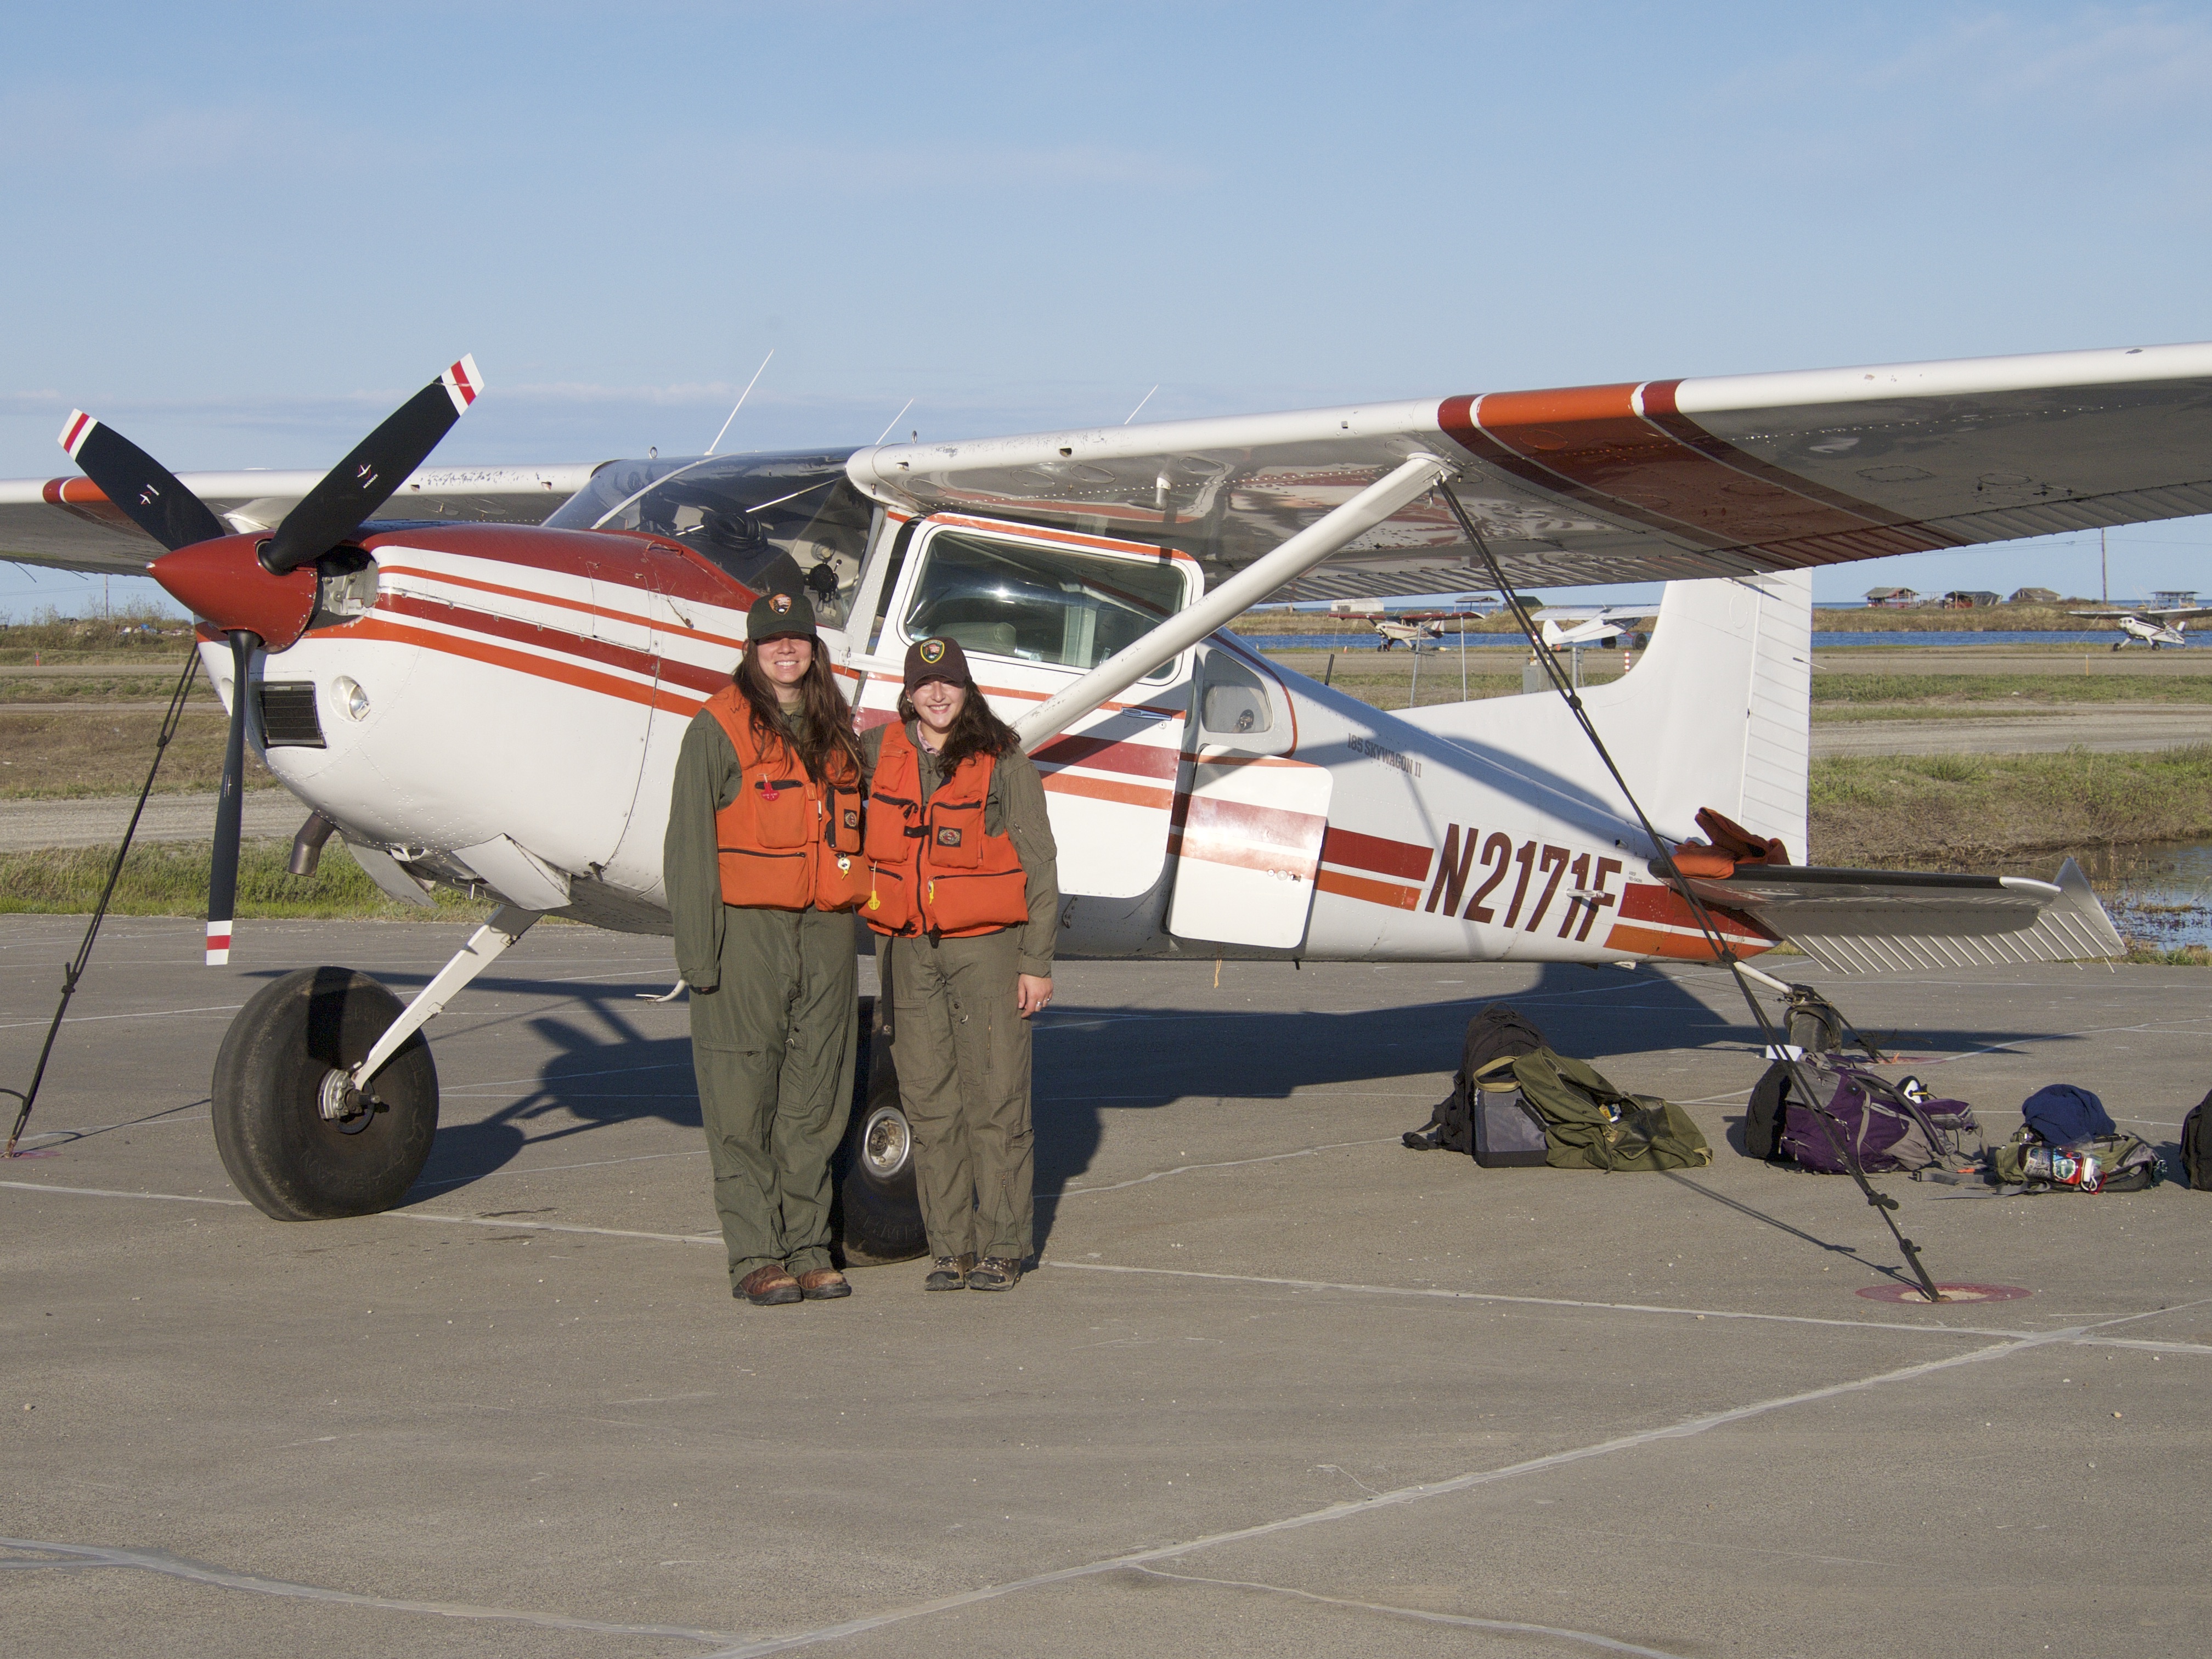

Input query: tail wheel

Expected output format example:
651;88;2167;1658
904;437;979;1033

212;967;438;1221
833;995;928;1265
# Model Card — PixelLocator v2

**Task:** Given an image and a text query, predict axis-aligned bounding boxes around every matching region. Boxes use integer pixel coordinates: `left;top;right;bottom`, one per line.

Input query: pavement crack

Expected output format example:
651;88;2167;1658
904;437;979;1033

0;1538;735;1643
1125;1565;1686;1657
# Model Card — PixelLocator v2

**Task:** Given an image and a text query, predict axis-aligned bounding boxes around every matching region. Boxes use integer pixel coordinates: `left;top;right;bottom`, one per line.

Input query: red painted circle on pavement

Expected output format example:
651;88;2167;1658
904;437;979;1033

1856;1282;2032;1305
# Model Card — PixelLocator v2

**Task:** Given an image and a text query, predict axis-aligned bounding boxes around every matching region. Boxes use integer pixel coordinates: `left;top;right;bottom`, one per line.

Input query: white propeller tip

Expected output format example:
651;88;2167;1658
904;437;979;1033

441;356;484;414
205;920;232;967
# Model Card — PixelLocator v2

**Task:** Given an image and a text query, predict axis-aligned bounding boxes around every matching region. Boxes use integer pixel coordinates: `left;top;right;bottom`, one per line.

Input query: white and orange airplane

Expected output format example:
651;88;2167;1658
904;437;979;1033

3;340;2195;1244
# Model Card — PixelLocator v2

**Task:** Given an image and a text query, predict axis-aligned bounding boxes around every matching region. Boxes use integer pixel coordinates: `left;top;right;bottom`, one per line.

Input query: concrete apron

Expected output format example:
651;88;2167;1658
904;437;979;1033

3;915;2206;1658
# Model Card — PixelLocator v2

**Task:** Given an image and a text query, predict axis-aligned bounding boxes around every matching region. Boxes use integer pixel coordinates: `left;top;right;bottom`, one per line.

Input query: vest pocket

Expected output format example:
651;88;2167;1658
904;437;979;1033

823;782;864;855
865;794;917;862
864;863;917;932
925;797;987;869
749;775;811;849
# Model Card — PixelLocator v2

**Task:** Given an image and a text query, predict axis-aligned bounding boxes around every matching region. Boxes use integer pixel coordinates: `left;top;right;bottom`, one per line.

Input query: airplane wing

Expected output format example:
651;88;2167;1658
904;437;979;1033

845;341;2212;601
0;462;601;574
1683;858;2125;973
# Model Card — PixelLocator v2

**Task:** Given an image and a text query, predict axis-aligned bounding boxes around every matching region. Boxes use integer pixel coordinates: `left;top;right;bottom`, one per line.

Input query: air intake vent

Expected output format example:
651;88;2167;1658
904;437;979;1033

258;681;326;748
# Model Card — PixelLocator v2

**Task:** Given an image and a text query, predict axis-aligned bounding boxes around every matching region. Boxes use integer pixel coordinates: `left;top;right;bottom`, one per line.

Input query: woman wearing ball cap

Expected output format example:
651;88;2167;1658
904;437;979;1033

665;589;869;1307
859;635;1059;1292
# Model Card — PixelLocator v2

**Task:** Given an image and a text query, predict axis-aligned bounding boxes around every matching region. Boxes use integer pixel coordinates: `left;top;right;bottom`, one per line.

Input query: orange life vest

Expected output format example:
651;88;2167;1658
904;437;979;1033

862;721;1031;939
702;686;866;912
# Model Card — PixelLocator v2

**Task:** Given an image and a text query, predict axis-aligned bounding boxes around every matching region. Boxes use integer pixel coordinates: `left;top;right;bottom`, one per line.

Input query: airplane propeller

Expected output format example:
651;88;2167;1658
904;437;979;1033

58;357;484;965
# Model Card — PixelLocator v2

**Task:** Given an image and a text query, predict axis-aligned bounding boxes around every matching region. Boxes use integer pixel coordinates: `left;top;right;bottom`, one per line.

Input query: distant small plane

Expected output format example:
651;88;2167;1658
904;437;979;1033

1533;605;1660;650
2067;605;2212;648
1367;601;1497;650
1372;614;1444;649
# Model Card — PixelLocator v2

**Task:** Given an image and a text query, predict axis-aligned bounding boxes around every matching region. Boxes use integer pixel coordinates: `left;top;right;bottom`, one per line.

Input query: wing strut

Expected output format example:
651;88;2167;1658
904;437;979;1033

1016;452;1452;752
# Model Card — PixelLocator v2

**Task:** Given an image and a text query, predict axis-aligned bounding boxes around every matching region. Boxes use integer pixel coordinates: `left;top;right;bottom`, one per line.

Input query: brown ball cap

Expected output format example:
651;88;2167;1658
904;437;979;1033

746;590;817;641
902;635;973;692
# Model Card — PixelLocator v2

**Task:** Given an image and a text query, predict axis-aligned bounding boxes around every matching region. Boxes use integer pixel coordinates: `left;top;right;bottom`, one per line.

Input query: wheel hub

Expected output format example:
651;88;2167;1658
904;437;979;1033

861;1104;912;1178
317;1068;375;1135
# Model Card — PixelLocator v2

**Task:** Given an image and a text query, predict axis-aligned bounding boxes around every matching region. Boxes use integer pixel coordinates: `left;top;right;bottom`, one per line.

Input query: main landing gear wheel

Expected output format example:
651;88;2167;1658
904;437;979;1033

834;996;928;1266
211;967;439;1221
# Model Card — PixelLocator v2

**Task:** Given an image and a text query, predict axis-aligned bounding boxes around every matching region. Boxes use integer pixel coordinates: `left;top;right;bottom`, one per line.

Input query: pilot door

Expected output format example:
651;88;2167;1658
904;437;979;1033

1166;645;1332;950
854;515;1200;900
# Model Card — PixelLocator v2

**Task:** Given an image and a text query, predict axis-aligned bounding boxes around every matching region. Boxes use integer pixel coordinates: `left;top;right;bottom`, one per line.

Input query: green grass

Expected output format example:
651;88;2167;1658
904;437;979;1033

0;605;195;665
2126;943;2212;966
1810;672;2212;706
1808;745;2212;867
0;839;496;922
1811;603;2092;632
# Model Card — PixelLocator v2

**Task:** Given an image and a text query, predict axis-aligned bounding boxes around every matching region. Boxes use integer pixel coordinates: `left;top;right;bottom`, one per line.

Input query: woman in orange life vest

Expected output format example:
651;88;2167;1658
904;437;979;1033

664;590;868;1307
860;636;1059;1293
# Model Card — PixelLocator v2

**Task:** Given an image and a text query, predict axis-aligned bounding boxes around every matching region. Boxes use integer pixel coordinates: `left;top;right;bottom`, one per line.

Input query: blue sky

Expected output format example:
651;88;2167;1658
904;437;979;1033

6;1;2210;617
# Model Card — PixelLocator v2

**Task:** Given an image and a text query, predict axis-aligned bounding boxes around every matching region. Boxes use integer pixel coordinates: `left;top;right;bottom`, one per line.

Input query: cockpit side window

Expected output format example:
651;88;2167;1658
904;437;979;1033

901;530;1189;680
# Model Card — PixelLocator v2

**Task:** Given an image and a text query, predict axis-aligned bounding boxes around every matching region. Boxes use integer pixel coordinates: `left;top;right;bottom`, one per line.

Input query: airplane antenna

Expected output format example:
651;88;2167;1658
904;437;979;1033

873;398;916;446
1124;385;1159;425
706;350;775;455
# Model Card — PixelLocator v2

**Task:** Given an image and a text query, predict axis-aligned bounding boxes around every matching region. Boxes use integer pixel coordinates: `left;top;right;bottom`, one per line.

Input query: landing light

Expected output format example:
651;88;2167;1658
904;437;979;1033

334;676;370;721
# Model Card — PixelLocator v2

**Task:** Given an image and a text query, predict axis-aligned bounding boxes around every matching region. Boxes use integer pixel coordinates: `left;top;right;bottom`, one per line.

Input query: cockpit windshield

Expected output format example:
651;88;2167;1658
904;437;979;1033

544;450;874;624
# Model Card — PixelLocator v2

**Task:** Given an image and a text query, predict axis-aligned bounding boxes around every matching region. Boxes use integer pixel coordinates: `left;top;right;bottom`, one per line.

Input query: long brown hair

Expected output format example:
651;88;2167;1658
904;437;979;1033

735;642;861;780
897;681;1021;773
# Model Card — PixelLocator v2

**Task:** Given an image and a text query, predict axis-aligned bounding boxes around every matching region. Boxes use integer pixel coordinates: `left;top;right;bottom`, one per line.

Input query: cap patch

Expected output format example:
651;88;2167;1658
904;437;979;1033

770;594;793;615
918;638;945;664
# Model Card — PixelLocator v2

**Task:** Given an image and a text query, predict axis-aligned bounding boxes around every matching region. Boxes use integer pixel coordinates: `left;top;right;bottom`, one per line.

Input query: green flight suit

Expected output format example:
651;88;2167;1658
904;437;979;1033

666;703;858;1288
860;723;1059;1264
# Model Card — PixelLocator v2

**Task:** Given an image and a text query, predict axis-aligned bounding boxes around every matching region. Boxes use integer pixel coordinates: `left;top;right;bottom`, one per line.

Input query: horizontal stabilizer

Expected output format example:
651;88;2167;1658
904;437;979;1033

1686;857;2125;973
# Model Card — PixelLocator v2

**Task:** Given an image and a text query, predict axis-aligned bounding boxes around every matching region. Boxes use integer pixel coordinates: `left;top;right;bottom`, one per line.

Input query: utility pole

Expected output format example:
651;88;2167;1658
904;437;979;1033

2101;528;2109;603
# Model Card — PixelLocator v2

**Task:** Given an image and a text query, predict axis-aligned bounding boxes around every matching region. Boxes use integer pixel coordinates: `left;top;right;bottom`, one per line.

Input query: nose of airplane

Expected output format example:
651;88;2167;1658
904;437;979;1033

150;533;320;650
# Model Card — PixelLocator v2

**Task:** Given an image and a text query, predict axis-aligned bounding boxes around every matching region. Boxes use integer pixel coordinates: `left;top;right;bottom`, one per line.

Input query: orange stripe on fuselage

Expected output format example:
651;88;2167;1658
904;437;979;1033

334;616;706;716
1042;772;1175;812
1313;867;1421;911
376;562;748;650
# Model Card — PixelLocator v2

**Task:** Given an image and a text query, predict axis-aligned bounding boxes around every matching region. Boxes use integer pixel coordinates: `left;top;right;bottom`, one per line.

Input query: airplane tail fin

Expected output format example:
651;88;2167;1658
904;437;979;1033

1400;571;1813;855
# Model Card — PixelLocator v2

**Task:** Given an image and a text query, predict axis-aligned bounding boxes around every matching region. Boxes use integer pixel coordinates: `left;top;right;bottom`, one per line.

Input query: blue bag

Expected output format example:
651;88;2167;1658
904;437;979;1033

2021;1085;2115;1147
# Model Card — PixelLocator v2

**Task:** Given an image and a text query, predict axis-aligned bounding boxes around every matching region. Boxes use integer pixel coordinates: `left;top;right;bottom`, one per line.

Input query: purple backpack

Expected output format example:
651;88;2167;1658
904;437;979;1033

1778;1060;1979;1176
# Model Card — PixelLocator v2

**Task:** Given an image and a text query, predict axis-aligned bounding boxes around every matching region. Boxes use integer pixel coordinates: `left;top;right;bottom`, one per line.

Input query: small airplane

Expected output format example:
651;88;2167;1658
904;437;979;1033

8;337;2203;1256
2066;604;2212;648
1531;605;1660;651
1372;614;1446;650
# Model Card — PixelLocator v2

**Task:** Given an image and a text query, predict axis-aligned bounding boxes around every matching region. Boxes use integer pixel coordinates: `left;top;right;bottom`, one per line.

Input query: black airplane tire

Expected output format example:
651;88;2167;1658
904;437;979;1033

211;967;439;1222
833;995;928;1266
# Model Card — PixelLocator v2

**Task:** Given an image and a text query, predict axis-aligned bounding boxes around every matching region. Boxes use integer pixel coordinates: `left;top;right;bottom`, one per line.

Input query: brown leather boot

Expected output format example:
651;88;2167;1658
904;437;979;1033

795;1267;851;1301
924;1254;974;1291
736;1263;802;1306
966;1256;1022;1292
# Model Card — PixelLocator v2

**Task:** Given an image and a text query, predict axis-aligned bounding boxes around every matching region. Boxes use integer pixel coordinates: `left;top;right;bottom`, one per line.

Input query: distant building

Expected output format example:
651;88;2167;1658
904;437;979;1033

2153;590;2199;610
1328;598;1384;615
2007;586;2060;605
1864;586;1920;607
1939;590;2002;608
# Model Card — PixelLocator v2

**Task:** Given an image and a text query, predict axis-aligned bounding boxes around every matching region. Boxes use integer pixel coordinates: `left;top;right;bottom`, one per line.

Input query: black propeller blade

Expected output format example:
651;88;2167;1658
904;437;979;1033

59;410;228;552
206;631;254;966
262;356;483;574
